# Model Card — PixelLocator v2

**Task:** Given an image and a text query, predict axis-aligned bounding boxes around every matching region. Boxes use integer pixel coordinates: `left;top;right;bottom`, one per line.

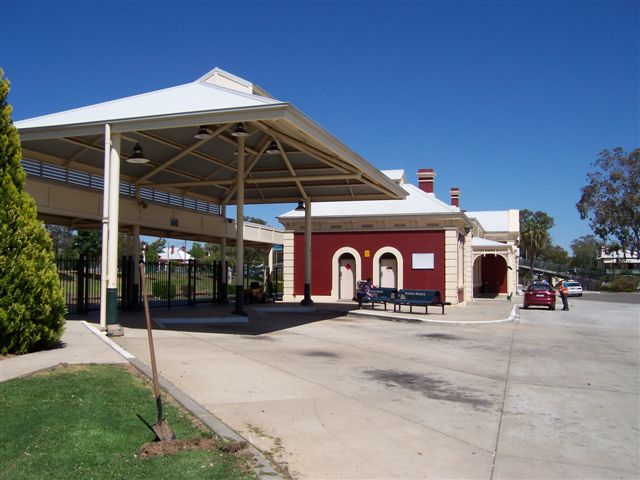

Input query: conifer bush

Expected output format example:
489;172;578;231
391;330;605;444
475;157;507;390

0;70;66;354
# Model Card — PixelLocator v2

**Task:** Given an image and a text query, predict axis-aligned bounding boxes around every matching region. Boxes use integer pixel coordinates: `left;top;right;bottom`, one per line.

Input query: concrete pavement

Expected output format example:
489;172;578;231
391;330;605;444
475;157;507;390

2;297;638;479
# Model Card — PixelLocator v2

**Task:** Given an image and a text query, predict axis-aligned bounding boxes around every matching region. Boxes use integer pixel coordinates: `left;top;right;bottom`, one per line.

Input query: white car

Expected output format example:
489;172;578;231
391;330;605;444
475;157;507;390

565;281;583;297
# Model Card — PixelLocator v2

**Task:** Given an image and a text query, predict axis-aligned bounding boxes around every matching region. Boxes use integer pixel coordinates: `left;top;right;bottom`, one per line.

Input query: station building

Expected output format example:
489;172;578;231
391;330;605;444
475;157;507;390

278;168;519;304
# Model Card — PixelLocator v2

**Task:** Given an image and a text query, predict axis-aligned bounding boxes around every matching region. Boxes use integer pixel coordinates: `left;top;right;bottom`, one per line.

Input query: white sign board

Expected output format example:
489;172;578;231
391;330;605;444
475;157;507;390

412;253;434;269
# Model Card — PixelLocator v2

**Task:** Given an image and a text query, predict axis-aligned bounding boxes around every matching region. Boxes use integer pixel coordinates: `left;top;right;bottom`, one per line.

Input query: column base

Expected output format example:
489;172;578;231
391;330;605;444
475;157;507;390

300;283;313;305
106;324;124;337
232;285;246;316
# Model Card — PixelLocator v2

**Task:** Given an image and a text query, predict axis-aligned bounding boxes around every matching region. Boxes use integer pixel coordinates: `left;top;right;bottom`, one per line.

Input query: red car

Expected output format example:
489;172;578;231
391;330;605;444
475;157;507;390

523;281;556;310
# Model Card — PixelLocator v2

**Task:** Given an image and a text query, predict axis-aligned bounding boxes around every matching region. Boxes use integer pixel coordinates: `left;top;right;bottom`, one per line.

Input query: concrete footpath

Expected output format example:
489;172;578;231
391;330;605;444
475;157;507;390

2;298;638;479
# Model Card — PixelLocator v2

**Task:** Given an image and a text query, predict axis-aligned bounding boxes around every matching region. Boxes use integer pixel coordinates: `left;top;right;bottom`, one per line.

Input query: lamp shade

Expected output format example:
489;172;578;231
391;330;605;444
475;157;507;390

127;143;150;164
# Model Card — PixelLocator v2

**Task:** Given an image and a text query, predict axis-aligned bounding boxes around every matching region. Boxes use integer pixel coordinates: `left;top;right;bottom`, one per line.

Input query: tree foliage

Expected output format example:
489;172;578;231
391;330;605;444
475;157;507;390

539;244;569;266
143;238;166;263
520;209;555;282
188;242;206;260
577;148;640;255
0;70;66;354
570;235;603;271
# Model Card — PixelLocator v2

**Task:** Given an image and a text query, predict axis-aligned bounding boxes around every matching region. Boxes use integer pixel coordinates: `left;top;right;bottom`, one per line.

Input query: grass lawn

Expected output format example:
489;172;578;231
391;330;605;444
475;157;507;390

0;365;257;480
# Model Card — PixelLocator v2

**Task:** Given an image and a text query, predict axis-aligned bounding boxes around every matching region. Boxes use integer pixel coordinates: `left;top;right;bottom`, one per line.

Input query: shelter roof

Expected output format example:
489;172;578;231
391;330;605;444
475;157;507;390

279;170;459;219
16;67;405;207
471;237;509;248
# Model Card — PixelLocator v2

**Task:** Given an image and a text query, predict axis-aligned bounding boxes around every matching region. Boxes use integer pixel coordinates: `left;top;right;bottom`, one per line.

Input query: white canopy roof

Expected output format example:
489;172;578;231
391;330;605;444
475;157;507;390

16;67;406;207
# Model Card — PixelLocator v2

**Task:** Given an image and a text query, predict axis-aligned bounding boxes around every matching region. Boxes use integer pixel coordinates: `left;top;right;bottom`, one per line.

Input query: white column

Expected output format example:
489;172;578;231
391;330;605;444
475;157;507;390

99;124;111;330
106;133;122;333
301;200;313;304
233;136;246;315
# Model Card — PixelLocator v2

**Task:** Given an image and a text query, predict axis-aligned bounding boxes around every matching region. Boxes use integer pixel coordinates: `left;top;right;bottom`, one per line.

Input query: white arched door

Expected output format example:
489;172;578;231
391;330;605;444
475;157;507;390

339;257;356;299
380;256;397;289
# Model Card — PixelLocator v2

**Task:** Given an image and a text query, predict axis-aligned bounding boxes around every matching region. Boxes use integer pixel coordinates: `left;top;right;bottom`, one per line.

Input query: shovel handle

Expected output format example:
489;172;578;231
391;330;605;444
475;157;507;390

139;262;163;419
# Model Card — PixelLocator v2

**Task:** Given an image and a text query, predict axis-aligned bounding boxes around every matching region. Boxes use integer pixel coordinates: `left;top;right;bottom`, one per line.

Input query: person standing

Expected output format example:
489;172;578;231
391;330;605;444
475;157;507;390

558;280;569;311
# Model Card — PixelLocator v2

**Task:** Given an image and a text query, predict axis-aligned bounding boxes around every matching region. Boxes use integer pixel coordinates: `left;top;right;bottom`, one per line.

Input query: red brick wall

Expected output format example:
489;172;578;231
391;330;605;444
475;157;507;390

293;230;446;298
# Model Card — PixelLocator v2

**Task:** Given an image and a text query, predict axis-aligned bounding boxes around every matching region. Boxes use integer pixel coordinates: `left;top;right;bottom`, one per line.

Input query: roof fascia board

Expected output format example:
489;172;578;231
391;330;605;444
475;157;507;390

17;104;289;142
277;212;466;222
282;108;406;200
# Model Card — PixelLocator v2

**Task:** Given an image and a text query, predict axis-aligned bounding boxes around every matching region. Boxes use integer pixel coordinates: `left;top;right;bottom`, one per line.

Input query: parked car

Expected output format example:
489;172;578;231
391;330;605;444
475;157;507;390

523;281;556;310
565;281;583;297
555;280;583;297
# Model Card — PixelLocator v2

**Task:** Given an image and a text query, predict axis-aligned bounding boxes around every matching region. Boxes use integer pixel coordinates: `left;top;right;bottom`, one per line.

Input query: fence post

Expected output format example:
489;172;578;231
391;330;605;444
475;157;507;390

77;255;86;315
167;261;172;309
188;259;194;306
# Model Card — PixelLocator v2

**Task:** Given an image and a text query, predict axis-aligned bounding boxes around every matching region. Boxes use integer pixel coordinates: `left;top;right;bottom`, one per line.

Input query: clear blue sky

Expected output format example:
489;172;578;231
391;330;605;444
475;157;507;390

2;1;638;252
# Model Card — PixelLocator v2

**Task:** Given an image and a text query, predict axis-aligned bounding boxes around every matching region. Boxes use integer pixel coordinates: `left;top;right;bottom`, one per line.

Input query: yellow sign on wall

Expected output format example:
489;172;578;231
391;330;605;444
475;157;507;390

364;250;371;258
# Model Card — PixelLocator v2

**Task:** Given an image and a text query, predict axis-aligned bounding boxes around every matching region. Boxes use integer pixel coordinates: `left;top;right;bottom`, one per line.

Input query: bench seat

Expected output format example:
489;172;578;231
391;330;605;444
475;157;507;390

390;289;451;314
362;287;397;310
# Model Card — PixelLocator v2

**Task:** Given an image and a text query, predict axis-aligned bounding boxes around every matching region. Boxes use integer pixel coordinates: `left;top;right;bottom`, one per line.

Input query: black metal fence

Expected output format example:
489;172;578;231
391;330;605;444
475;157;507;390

55;257;283;314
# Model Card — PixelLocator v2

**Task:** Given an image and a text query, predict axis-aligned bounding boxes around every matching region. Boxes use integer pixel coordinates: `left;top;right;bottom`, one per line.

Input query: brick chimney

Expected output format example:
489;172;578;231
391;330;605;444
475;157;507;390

450;187;460;207
417;169;435;193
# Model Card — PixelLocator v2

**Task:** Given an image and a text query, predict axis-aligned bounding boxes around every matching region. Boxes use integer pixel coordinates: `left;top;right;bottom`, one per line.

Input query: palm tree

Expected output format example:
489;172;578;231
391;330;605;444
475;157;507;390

520;210;554;283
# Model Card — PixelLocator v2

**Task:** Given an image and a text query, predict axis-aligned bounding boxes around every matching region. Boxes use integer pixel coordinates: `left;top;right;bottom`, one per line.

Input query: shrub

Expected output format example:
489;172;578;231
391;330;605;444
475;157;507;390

0;70;66;354
603;276;640;292
151;280;176;300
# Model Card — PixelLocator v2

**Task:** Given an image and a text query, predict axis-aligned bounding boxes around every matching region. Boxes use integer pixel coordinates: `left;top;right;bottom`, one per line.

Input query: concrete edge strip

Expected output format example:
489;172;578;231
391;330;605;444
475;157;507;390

348;305;518;325
81;321;135;358
80;321;283;480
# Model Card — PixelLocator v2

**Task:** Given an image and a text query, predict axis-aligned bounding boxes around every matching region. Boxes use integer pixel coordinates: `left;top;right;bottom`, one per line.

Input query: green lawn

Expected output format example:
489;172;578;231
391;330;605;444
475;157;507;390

0;365;257;480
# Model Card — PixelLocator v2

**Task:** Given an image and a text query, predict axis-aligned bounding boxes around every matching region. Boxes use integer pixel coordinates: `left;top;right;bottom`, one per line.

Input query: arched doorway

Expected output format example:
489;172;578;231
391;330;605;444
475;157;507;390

338;254;357;300
379;253;398;289
474;254;508;296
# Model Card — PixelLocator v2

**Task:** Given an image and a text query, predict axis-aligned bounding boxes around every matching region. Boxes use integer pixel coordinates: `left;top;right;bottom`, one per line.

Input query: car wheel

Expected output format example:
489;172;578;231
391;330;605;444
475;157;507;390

523;304;528;309
549;305;555;311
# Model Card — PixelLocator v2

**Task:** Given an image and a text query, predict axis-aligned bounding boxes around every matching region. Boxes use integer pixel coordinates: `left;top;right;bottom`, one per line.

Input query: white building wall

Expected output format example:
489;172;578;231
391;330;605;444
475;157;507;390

464;231;473;303
282;231;296;301
444;230;459;304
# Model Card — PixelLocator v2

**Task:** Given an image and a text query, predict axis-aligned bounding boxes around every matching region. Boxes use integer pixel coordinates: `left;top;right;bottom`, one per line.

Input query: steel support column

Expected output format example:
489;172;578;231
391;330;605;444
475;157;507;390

99;124;111;330
106;133;123;335
233;137;246;315
301;200;313;305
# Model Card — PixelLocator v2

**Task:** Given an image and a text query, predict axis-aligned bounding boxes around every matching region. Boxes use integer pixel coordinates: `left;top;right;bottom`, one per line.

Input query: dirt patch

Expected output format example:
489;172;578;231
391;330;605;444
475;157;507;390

139;437;247;458
302;350;340;358
417;333;462;341
363;369;494;411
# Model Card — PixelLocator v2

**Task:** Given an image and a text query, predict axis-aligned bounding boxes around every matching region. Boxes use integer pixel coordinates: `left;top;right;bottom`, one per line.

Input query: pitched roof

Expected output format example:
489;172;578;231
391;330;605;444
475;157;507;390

279;170;459;219
15;68;282;129
465;211;511;232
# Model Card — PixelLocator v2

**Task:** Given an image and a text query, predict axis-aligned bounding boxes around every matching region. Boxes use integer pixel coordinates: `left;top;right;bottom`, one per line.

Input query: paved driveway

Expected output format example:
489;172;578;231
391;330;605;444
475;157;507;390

114;299;639;479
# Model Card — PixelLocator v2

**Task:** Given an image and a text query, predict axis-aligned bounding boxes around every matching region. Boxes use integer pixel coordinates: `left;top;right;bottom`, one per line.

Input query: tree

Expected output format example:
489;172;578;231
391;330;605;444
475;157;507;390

570;235;603;271
72;229;102;257
244;216;267;225
577;148;640;255
0;70;66;354
144;238;166;263
189;242;206;260
539;244;569;267
46;224;74;259
520;209;555;282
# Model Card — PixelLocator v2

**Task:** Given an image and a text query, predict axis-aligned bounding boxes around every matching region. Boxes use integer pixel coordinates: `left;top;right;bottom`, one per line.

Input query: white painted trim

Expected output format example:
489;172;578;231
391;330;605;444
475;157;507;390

372;246;404;289
331;247;362;299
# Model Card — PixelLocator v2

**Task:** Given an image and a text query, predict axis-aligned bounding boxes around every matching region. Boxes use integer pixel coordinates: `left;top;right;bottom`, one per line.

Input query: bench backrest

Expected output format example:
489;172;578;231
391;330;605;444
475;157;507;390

369;287;396;299
397;289;441;302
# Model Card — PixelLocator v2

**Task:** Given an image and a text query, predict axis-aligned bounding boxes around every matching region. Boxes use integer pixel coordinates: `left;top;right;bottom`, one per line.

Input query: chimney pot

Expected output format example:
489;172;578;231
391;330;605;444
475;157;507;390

450;187;460;208
417;169;436;193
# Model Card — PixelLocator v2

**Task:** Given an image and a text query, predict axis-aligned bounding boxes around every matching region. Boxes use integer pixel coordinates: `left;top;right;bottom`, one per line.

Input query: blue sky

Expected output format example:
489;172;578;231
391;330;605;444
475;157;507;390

2;0;638;251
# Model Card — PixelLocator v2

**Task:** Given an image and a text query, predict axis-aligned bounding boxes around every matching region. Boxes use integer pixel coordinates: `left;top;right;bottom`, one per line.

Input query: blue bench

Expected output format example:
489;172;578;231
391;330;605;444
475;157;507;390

362;287;397;310
391;289;450;314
